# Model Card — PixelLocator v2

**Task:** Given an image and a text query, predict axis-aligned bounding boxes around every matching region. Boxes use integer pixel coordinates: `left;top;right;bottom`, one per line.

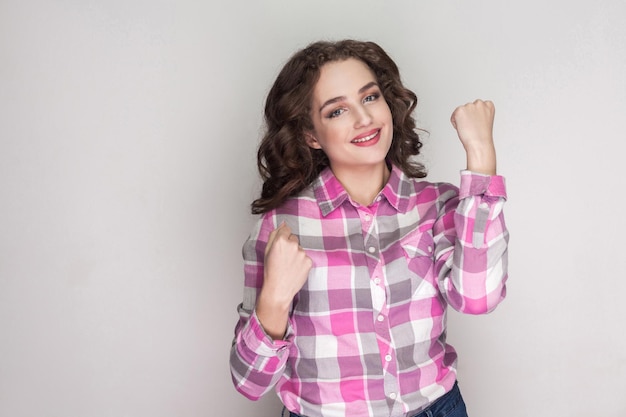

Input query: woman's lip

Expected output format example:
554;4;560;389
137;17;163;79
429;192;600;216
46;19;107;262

351;129;380;143
351;129;381;146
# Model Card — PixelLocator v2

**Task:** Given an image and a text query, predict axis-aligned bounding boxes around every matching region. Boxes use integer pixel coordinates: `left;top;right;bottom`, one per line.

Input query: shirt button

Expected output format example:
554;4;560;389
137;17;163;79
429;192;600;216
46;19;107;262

364;214;371;221
377;315;384;322
368;247;376;253
428;246;433;253
389;392;397;400
385;354;392;362
374;278;381;285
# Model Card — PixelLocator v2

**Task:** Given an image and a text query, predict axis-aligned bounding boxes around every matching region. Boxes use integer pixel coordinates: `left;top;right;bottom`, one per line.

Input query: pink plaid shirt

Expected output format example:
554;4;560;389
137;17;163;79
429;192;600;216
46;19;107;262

230;164;508;417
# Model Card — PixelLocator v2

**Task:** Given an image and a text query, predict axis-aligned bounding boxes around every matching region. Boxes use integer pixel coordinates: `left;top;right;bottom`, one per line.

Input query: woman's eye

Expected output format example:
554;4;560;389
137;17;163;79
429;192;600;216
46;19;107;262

364;93;380;103
328;108;345;118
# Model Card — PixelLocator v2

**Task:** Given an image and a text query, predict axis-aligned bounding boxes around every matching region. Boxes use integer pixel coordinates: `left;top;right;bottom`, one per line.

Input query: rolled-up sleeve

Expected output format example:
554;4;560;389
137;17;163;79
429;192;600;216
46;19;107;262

434;171;509;314
229;213;295;400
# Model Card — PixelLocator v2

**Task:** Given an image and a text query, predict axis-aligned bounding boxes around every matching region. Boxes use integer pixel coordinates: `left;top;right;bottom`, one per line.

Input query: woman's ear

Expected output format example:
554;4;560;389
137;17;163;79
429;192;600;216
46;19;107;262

305;132;322;150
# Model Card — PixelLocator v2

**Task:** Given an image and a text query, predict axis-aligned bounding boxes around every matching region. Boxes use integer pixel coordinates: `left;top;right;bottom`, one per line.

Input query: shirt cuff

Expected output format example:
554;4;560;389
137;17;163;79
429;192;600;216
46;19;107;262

242;310;293;357
459;170;507;200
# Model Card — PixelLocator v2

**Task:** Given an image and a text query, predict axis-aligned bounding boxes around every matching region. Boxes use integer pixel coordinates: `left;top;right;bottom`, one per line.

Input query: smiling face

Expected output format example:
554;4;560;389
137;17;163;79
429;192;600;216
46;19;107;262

306;58;393;179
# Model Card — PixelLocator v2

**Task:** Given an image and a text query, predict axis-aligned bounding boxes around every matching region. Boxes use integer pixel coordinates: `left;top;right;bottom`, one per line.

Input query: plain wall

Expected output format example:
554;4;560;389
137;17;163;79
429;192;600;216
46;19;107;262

1;0;625;416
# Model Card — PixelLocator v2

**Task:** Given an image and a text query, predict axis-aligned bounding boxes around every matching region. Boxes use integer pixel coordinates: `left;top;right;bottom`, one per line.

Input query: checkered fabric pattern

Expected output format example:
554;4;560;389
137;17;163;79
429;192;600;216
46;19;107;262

230;164;508;417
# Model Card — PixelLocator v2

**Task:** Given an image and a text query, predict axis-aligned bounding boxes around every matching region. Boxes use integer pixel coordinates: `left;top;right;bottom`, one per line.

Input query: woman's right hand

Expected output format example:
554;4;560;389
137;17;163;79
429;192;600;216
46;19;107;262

450;99;497;175
256;222;312;340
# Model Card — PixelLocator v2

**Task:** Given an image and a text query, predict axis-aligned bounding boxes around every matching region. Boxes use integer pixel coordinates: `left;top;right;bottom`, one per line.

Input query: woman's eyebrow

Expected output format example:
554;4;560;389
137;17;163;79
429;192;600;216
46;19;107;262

358;81;379;94
318;81;380;113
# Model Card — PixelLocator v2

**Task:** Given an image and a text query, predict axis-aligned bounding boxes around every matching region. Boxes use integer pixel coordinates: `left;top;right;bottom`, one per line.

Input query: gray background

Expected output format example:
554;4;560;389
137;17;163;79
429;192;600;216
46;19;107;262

1;0;625;416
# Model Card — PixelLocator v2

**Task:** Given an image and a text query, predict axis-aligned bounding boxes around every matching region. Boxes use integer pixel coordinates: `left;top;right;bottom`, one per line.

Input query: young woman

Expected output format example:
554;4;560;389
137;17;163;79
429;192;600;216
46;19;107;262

230;40;509;417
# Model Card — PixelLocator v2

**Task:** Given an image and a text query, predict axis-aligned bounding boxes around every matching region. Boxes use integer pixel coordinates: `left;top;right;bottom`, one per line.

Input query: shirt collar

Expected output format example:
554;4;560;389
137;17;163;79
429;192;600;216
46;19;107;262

313;164;411;216
380;164;409;212
313;167;350;217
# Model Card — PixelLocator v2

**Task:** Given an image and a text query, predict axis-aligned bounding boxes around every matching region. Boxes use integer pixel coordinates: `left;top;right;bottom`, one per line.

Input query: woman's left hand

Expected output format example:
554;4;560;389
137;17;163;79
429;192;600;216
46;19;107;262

450;99;497;175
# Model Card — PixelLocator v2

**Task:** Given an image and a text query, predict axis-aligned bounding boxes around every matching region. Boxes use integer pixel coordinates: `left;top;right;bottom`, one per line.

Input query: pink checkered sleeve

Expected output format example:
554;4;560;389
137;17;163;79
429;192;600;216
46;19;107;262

229;213;294;400
434;171;509;314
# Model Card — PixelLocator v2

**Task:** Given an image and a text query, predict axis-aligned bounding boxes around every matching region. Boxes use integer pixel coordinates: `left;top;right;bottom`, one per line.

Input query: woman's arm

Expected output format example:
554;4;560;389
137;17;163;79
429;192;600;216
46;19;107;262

229;216;311;400
434;100;509;314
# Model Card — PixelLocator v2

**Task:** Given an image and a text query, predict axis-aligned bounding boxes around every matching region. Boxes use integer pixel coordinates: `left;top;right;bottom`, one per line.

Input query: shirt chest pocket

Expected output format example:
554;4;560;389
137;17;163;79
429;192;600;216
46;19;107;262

399;228;435;283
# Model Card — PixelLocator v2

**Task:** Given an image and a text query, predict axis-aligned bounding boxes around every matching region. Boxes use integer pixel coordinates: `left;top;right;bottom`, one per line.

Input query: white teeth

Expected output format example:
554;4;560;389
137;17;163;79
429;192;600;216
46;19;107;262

352;131;378;143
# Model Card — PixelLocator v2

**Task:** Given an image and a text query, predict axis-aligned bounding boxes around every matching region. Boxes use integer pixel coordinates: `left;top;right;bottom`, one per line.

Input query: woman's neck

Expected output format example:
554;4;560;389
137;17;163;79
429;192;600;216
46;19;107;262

332;163;391;207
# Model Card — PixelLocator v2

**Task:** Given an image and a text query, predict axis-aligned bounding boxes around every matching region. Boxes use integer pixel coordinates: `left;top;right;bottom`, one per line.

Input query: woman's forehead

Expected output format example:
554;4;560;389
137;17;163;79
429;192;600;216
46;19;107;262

313;59;377;101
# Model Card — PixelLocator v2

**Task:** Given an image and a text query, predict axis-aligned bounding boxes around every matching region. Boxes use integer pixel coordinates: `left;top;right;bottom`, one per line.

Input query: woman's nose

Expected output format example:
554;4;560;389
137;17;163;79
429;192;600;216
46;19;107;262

354;104;373;128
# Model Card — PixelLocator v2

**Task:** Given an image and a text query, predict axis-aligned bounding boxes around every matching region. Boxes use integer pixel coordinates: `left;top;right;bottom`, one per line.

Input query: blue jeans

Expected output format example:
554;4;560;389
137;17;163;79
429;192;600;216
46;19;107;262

409;382;468;417
284;381;468;417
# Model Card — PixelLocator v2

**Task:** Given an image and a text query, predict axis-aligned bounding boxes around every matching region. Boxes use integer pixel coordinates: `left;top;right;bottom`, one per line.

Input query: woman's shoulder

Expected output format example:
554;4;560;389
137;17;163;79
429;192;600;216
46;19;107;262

251;185;320;228
392;166;459;199
404;180;459;211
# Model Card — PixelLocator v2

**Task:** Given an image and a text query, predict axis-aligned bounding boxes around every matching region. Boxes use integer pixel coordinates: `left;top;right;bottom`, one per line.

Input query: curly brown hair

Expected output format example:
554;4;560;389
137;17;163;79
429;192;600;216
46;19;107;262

251;39;426;214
